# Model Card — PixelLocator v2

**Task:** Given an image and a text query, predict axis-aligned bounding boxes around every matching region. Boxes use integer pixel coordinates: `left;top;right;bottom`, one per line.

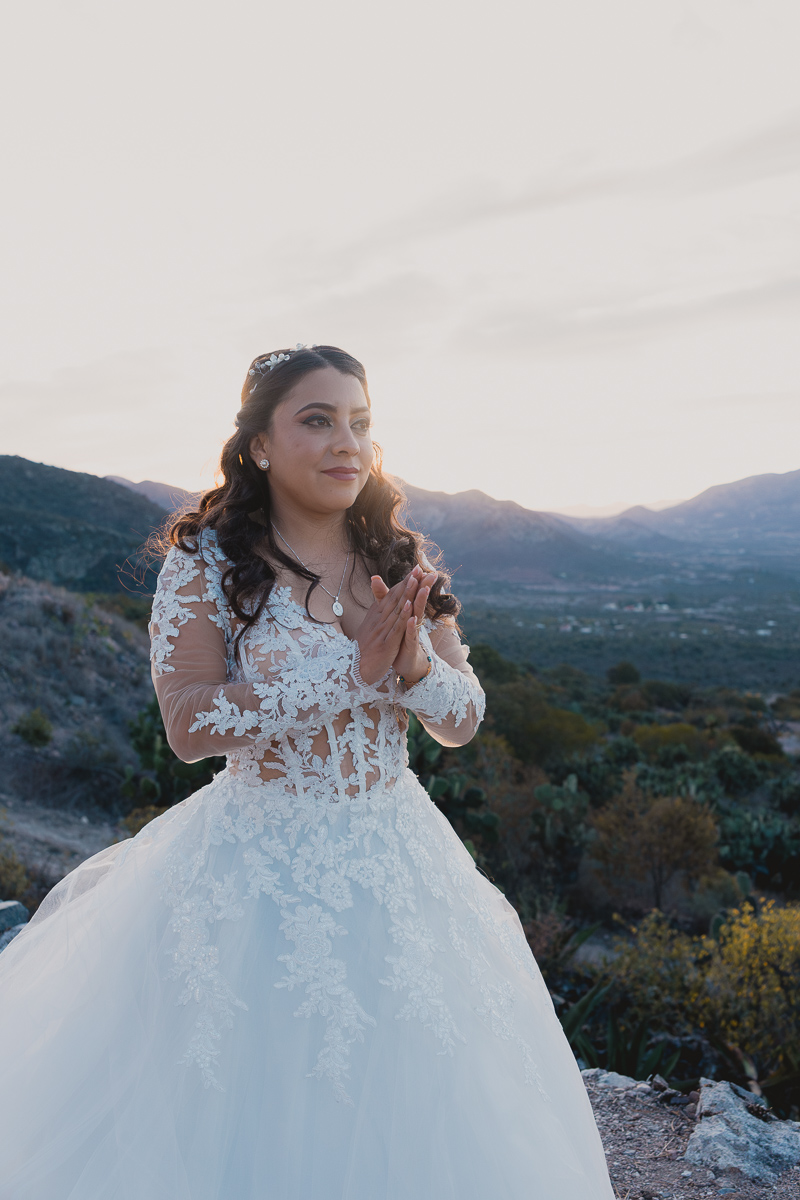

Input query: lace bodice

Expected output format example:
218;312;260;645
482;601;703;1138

149;531;486;800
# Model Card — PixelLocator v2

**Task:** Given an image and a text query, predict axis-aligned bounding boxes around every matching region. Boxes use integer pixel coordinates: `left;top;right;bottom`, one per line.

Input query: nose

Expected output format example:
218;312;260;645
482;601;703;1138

333;422;361;456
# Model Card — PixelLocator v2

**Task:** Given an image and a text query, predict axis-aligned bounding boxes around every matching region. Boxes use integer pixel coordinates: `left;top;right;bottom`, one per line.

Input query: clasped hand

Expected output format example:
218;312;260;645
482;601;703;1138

354;565;438;687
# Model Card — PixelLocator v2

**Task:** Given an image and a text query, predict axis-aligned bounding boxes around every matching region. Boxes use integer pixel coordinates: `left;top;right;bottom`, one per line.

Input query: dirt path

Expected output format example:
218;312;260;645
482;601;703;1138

586;1073;800;1199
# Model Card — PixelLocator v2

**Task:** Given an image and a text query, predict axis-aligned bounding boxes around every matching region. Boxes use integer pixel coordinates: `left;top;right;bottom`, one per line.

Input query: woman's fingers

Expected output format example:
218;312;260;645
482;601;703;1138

413;585;431;621
370;575;389;601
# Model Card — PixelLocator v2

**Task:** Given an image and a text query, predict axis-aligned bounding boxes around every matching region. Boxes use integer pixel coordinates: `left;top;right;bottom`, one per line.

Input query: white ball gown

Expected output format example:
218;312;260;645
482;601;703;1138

0;532;614;1199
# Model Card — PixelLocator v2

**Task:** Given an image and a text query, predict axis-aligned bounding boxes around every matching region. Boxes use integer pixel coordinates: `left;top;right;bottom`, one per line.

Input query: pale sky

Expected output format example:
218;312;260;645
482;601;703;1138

2;0;799;512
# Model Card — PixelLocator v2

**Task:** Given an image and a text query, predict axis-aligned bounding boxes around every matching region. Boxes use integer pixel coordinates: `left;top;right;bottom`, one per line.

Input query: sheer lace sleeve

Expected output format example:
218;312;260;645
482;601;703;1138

149;543;376;763
398;619;486;748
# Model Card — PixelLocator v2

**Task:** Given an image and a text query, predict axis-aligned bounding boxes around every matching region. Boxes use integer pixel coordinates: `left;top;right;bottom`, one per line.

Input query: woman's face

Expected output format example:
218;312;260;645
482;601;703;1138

249;367;374;519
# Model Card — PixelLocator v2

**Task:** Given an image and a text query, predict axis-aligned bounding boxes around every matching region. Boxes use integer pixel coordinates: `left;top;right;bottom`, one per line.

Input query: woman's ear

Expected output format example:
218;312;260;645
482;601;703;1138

248;432;270;467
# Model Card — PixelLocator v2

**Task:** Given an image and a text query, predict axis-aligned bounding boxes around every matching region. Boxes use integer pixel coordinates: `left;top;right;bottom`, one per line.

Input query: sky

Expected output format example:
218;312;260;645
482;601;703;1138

2;0;799;513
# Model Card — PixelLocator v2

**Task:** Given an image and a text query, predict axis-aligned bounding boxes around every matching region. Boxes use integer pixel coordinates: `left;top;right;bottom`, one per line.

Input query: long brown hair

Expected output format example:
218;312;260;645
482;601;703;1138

168;345;459;648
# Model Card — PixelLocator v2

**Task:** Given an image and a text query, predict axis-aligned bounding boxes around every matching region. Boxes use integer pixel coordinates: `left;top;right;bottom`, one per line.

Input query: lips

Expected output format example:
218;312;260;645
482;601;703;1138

323;468;359;480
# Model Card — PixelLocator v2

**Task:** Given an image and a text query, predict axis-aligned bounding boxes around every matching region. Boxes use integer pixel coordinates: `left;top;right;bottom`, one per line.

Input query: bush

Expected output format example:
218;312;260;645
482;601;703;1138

604;904;800;1105
11;707;53;748
710;747;766;797
468;643;522;684
730;725;784;758
407;715;499;847
0;839;32;903
522;707;601;767
640;680;694;710
122;697;225;812
607;661;640;685
530;775;591;885
633;722;721;763
770;773;800;815
120;805;168;838
717;803;800;889
590;773;718;910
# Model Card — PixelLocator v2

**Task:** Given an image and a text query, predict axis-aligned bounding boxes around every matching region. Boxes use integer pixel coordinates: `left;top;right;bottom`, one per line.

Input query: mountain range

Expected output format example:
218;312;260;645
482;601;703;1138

2;454;799;594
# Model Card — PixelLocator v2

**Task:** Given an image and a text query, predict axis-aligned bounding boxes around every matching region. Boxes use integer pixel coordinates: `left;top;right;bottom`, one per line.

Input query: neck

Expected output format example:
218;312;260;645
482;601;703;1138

269;501;350;560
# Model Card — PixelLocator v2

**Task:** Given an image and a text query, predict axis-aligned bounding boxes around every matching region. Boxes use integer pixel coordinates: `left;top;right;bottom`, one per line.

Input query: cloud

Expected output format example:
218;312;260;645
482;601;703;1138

319;109;800;266
449;276;800;356
236;271;454;361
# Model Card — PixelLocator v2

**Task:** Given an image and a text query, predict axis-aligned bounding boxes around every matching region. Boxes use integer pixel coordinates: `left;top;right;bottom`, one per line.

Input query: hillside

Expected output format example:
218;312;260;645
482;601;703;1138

562;468;800;565
0;569;154;886
8;457;800;598
113;472;665;586
0;457;168;592
400;484;642;584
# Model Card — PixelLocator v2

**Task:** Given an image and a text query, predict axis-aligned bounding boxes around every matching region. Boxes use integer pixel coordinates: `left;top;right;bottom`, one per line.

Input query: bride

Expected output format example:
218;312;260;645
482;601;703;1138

0;344;613;1198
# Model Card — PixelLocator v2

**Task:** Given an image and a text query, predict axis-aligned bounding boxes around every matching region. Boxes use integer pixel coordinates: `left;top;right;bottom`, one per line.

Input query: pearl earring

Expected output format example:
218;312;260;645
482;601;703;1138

259;459;269;470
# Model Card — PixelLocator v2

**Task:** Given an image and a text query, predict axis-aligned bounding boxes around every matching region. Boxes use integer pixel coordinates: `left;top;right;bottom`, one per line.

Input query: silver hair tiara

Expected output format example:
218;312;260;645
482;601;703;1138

248;343;317;392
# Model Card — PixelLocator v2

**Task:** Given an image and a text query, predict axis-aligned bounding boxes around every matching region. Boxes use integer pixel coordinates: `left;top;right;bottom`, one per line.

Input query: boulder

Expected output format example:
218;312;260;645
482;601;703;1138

0;899;29;933
684;1078;800;1182
0;922;27;952
581;1068;644;1091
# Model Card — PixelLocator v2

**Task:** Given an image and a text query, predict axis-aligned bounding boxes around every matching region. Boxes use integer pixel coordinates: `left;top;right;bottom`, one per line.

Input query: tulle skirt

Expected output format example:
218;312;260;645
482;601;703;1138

0;767;613;1199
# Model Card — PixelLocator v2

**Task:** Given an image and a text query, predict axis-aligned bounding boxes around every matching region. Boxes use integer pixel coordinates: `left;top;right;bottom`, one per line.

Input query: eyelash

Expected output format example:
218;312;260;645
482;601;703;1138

303;415;371;433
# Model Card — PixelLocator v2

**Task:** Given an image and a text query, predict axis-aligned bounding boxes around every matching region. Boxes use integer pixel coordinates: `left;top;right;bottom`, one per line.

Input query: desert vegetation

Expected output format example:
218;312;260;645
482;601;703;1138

441;643;800;1118
3;554;800;1118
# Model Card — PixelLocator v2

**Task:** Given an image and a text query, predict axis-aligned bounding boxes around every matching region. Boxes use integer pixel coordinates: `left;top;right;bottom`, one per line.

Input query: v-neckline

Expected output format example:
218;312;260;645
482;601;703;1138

269;586;357;645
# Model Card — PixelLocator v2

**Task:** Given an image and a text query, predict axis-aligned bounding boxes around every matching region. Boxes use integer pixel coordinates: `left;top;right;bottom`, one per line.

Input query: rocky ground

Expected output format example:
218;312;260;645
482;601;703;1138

585;1070;800;1199
0;792;121;886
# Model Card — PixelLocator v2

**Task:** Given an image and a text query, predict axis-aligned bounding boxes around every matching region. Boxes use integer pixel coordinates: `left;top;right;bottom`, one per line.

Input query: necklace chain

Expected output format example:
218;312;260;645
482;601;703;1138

271;523;350;617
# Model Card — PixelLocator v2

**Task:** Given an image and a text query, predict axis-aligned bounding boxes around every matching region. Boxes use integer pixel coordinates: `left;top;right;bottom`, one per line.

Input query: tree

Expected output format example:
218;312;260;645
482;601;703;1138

607;661;640;685
591;772;718;909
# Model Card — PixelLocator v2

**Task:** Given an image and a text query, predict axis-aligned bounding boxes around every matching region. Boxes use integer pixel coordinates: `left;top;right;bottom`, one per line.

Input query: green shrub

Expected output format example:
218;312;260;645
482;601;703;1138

717;803;800;890
407;714;499;845
530;774;591;881
641;680;694;710
122;697;225;811
730;725;784;758
633;722;722;762
468;642;522;684
0;840;32;903
11;707;53;748
607;661;640;685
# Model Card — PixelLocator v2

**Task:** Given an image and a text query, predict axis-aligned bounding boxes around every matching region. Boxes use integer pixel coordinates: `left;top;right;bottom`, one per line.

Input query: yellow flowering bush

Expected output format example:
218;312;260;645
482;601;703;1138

605;902;800;1086
697;901;800;1084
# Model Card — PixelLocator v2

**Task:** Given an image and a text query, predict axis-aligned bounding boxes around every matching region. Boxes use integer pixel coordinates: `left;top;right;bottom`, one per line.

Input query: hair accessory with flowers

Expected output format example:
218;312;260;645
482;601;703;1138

248;344;318;392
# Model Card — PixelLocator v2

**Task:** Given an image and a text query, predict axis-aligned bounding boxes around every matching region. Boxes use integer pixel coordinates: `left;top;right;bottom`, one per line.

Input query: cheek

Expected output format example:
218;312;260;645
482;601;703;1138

275;428;322;466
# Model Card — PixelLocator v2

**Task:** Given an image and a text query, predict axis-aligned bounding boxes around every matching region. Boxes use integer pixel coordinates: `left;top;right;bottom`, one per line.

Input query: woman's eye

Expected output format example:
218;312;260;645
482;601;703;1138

353;420;371;434
303;414;332;427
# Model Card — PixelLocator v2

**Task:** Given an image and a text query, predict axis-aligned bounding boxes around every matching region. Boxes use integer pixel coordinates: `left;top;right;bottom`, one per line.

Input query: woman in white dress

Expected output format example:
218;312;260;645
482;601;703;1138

0;344;614;1199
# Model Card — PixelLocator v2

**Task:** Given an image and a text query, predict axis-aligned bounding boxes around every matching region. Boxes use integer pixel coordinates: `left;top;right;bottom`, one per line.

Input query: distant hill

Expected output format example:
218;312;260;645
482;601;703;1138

400;484;641;584
6;458;800;596
561;468;800;565
0;457;167;593
105;476;200;513
112;472;643;585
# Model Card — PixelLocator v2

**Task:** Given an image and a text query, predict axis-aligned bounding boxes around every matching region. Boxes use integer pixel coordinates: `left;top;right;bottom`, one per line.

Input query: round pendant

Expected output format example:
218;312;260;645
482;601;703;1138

332;600;344;617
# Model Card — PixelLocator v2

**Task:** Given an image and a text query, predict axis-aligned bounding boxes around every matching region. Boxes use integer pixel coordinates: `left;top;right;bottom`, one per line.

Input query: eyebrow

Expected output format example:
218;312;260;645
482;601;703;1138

294;401;371;415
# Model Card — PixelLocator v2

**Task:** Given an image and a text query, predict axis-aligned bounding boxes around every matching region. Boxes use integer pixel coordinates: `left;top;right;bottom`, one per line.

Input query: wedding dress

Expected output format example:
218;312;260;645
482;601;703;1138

0;530;613;1199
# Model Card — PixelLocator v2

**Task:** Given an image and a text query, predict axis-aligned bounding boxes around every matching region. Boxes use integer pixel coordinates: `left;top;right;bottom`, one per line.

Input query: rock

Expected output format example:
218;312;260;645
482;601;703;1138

0;922;27;951
0;899;29;933
684;1078;800;1181
581;1068;639;1089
